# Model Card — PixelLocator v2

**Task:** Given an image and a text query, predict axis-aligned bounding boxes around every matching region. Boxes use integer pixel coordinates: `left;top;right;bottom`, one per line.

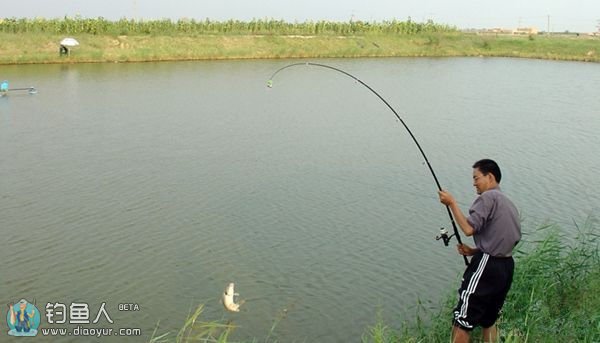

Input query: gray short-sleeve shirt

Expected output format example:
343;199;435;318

466;187;521;257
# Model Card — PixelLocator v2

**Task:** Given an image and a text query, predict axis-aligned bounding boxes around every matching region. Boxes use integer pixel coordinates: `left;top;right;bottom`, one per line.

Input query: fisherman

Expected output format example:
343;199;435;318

438;159;521;343
1;80;8;94
59;45;69;56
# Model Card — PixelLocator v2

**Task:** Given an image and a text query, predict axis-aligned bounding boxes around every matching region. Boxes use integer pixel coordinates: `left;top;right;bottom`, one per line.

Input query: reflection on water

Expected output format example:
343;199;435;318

1;58;599;342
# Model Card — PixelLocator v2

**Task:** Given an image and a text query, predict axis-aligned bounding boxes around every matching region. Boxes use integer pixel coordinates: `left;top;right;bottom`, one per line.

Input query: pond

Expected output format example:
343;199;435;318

1;57;599;342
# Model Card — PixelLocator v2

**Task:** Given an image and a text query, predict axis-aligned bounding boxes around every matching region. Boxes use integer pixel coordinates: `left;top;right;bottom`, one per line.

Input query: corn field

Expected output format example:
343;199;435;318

0;17;456;36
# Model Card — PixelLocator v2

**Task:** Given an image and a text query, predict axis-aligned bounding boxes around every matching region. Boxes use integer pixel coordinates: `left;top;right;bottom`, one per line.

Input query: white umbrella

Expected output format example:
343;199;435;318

60;38;79;47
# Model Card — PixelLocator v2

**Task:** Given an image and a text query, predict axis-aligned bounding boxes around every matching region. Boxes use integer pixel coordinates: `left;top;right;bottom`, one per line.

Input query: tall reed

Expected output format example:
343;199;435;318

0;17;456;36
363;217;600;343
148;305;235;343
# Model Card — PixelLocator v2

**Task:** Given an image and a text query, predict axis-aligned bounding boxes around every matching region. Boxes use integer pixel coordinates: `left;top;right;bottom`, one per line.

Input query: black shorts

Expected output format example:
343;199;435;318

453;252;514;331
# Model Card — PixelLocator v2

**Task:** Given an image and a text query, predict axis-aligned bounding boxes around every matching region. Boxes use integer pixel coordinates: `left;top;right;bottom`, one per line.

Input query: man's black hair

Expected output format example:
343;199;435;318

473;159;502;183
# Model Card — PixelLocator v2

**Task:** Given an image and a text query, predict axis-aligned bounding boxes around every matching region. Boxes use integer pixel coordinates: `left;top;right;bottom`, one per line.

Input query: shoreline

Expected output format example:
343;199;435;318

2;32;599;65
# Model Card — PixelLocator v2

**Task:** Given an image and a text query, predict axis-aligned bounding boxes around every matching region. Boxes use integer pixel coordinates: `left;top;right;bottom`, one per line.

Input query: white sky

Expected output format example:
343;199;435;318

3;0;599;33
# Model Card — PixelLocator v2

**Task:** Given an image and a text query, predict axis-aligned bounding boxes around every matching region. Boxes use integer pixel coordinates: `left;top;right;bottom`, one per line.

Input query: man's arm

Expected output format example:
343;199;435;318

457;243;480;256
438;190;475;237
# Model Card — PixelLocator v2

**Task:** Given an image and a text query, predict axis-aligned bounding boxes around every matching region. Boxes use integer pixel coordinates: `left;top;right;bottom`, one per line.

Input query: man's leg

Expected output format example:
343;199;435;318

452;325;470;343
482;324;498;343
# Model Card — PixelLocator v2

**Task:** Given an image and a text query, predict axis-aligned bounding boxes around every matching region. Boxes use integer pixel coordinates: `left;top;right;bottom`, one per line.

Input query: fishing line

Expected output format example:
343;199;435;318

268;62;469;266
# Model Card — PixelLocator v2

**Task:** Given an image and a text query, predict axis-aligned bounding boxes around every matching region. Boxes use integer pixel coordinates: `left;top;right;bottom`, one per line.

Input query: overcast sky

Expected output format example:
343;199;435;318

3;0;599;33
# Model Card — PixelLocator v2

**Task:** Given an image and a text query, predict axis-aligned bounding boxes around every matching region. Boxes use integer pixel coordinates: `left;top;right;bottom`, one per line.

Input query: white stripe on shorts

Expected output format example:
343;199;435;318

455;253;489;328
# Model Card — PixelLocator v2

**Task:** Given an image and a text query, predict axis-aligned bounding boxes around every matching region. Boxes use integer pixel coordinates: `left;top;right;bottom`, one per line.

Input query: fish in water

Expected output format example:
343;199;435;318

222;282;243;312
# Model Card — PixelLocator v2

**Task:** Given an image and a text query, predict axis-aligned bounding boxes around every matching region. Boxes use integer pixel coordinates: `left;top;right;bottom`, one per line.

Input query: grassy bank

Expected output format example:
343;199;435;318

149;219;599;342
363;218;600;343
1;18;599;64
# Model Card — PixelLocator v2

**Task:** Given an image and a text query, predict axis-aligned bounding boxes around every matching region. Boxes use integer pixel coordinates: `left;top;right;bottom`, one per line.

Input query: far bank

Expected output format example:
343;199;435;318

1;32;599;64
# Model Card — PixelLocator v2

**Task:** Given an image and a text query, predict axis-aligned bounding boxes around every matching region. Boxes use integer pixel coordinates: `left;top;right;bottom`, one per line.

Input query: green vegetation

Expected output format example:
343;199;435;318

1;17;599;64
363;218;600;343
148;305;234;343
0;17;454;36
148;219;599;342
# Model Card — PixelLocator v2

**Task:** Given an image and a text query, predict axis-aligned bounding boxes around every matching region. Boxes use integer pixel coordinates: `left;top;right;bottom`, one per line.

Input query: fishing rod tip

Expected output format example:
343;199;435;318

266;80;273;88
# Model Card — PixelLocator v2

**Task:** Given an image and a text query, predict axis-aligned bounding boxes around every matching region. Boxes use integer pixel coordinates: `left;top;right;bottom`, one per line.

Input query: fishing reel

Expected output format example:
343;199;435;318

435;227;455;247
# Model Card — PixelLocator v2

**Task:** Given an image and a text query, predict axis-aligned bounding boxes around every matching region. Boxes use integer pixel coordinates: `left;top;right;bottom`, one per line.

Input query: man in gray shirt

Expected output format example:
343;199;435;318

438;159;521;343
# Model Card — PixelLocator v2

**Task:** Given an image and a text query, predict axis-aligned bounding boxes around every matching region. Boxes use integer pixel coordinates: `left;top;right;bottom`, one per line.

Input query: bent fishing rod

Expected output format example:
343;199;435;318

267;62;468;266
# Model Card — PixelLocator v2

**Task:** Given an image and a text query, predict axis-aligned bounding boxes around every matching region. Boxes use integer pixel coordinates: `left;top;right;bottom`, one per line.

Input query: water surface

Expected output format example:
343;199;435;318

1;58;599;342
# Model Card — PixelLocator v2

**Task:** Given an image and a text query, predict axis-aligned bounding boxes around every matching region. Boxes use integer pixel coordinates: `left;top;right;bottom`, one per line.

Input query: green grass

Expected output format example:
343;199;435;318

499;218;600;342
148;218;599;342
363;217;600;343
1;18;599;64
148;305;235;343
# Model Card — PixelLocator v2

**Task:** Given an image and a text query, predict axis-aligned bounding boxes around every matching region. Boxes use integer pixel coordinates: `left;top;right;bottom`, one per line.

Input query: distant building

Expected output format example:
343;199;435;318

489;28;513;34
470;26;544;35
513;27;539;35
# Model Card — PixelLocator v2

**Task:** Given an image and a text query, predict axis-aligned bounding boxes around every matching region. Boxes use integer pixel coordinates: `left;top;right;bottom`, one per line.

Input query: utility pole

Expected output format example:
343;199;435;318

133;0;137;21
547;15;550;35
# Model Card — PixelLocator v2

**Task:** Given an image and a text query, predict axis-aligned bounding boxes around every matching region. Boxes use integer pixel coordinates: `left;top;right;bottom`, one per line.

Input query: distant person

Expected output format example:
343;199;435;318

438;159;521;343
1;80;8;93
